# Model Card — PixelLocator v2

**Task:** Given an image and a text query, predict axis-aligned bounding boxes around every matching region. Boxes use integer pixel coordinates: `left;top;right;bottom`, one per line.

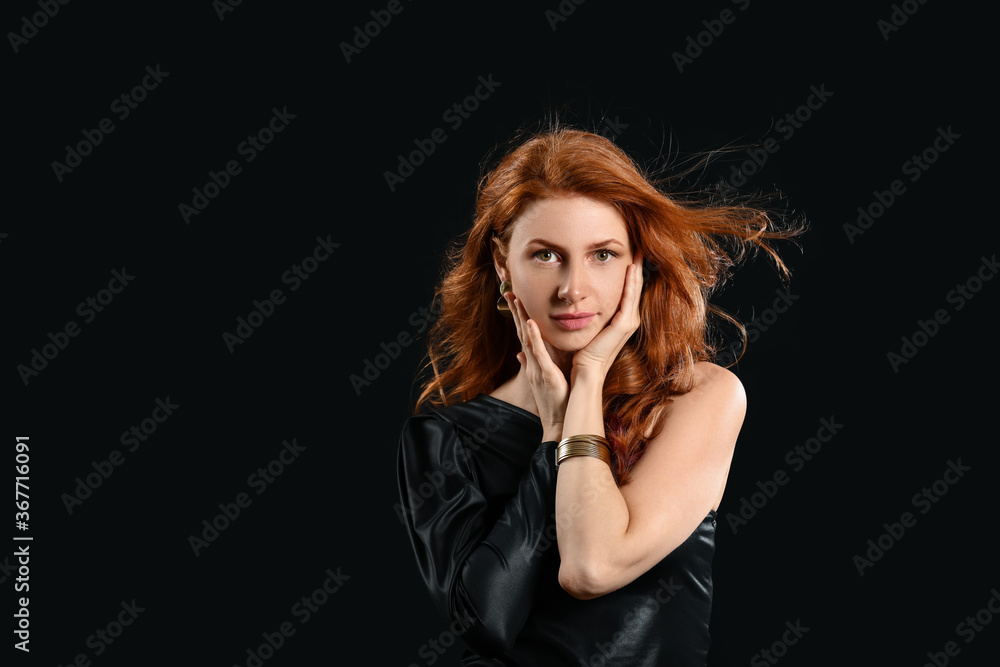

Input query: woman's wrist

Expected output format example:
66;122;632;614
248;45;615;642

542;425;563;443
569;364;607;391
563;370;606;439
567;370;604;406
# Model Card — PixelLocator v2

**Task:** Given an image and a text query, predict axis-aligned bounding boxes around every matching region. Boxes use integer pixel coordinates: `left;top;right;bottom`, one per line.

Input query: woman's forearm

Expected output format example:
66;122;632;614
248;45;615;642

554;369;630;599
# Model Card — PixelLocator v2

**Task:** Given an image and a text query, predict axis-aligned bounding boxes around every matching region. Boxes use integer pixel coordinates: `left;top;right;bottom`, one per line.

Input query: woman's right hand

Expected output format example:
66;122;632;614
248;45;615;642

505;292;569;442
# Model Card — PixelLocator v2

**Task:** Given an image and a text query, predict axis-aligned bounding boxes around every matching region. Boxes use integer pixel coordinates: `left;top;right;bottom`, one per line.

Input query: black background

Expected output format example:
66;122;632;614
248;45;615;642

5;1;995;665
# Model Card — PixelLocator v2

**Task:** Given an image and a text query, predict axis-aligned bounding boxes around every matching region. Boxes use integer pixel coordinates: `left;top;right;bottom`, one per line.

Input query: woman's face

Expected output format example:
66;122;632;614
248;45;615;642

496;195;633;355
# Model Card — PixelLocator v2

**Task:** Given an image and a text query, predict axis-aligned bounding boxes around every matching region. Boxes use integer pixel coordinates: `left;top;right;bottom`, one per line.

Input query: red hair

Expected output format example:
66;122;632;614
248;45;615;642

413;127;801;485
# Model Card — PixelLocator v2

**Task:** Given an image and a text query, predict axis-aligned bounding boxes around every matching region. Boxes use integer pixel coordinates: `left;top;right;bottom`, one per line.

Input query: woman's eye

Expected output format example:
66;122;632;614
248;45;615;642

533;250;616;262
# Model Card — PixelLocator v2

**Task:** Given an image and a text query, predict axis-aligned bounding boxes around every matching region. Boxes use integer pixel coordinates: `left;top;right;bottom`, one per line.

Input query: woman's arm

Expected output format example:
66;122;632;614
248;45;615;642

397;414;557;655
555;361;745;599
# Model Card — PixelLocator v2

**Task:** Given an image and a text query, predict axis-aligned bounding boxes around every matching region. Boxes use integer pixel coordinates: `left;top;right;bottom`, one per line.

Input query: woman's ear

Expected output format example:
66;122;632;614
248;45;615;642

491;236;509;283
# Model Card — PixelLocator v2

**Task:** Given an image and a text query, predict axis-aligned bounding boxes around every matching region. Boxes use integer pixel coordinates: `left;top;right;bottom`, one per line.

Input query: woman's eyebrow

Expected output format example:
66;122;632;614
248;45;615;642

524;238;626;251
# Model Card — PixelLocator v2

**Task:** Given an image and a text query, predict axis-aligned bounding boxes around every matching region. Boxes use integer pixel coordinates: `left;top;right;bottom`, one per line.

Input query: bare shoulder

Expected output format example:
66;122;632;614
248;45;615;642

624;360;748;531
644;362;745;438
691;361;746;405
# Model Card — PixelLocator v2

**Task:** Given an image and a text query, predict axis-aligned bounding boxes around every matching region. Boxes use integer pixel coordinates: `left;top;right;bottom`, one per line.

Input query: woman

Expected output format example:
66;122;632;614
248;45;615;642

397;126;798;665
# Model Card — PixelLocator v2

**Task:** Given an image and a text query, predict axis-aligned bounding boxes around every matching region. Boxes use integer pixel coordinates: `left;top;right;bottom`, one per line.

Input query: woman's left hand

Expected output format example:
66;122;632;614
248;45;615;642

571;250;644;381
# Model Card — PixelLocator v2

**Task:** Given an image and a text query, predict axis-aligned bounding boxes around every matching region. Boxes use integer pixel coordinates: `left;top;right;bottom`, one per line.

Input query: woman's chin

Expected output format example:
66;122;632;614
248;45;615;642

541;331;597;354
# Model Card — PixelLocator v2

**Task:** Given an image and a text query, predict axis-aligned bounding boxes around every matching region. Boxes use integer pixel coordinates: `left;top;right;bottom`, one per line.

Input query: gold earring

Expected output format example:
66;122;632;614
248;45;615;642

496;280;513;318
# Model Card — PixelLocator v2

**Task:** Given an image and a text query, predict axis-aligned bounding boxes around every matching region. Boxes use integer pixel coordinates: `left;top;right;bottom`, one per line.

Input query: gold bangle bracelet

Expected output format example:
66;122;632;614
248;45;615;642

559;434;612;457
555;434;612;468
556;442;612;467
559;434;611;449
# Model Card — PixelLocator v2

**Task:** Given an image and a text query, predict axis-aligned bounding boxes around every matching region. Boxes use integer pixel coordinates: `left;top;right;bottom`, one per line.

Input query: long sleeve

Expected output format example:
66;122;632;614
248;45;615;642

397;412;557;657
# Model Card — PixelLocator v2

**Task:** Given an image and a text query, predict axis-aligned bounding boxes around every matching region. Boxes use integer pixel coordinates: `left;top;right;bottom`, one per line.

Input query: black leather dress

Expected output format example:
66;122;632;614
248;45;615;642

397;393;716;666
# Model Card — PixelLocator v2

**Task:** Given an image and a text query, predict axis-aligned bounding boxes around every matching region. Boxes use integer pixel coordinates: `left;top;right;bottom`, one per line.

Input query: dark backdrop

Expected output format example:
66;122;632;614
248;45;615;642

6;1;994;665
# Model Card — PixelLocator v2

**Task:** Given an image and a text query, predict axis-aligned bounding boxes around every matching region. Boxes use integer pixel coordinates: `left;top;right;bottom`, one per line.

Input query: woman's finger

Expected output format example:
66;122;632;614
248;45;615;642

505;292;524;344
510;294;525;348
616;262;642;329
607;264;640;332
627;262;643;324
515;297;542;373
527;320;554;374
535;325;568;386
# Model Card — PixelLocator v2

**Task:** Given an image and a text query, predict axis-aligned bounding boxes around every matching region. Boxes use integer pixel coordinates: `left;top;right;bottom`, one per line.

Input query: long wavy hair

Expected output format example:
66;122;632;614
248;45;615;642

413;125;802;485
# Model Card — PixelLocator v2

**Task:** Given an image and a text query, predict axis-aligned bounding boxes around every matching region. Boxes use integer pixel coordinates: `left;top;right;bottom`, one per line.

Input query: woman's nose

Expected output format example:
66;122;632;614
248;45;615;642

557;263;589;303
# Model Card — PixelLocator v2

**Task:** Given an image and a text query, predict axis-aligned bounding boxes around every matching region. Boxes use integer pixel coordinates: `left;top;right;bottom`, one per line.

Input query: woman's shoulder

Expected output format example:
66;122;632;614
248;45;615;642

401;401;464;436
402;394;515;436
398;404;465;463
692;361;745;397
406;394;489;424
399;393;540;463
644;362;745;438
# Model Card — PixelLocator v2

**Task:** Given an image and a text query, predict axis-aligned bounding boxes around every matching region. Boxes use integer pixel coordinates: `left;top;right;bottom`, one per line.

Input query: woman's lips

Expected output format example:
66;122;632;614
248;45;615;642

551;314;595;330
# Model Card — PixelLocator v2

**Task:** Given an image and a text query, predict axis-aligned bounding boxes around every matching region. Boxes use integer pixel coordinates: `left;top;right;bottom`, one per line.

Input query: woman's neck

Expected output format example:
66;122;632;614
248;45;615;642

489;368;539;418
